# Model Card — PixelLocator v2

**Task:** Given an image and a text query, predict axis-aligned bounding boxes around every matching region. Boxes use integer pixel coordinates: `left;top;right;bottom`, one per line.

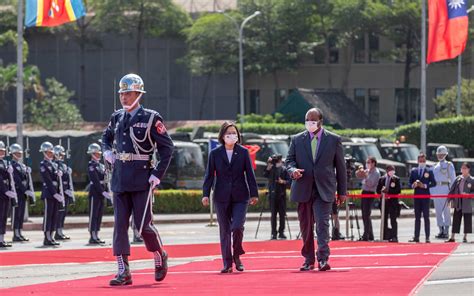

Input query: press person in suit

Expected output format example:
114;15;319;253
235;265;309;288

285;108;347;272
446;162;473;243
202;121;259;273
409;153;436;243
376;165;401;242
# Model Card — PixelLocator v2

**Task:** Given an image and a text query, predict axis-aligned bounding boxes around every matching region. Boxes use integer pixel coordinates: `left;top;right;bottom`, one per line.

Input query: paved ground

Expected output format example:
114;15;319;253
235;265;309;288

1;210;473;295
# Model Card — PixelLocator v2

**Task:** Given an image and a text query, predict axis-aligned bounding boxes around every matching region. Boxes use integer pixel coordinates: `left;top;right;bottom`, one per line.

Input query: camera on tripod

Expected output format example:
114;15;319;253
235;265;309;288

344;154;356;181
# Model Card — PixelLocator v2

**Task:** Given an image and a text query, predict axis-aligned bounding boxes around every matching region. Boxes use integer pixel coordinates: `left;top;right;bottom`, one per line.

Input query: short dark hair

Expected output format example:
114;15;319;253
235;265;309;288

367;156;377;165
461;162;471;169
418;153;426;161
305;108;324;121
218;121;241;145
386;165;395;171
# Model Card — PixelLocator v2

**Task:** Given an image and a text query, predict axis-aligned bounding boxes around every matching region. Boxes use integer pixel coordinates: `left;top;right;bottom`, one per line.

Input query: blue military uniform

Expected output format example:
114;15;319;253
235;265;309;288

0;158;12;246
11;160;30;240
40;159;63;240
87;159;106;237
102;105;174;257
54;159;73;239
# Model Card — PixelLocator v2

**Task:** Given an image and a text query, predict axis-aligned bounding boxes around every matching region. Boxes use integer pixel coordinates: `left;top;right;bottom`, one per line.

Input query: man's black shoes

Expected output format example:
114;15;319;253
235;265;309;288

233;255;244;272
155;251;168;282
299;262;315;271
318;261;331;271
109;272;132;286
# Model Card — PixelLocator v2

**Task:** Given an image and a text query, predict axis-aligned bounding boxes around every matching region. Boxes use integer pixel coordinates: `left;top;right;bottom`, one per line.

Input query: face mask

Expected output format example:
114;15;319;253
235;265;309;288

461;168;469;175
305;121;320;133
276;163;283;168
224;134;238;145
419;163;426;169
437;154;446;161
387;171;395;177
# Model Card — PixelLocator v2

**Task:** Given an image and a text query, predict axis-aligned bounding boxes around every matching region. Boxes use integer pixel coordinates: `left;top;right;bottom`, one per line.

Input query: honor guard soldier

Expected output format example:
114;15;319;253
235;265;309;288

102;73;174;286
431;146;456;239
9;144;35;242
40;142;65;246
0;141;16;248
87;143;109;244
53;145;73;241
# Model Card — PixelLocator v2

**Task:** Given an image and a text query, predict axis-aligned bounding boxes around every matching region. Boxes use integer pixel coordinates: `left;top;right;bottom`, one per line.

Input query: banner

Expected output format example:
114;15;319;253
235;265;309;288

25;0;86;27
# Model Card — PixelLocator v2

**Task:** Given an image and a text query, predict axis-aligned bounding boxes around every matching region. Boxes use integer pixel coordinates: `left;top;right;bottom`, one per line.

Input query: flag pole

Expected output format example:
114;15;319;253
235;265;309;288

16;0;24;149
456;55;461;116
420;0;427;153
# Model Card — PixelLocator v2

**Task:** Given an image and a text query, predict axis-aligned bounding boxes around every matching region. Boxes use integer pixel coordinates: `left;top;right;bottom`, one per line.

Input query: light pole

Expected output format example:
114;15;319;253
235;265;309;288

219;11;261;123
457;5;474;116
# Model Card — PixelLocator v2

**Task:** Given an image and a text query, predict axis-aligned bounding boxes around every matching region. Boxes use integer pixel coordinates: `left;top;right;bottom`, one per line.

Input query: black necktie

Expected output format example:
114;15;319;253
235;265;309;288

122;113;131;129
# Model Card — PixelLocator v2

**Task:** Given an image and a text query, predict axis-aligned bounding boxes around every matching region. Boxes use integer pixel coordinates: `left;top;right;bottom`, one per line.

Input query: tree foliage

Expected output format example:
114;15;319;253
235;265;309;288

434;79;474;118
26;78;83;129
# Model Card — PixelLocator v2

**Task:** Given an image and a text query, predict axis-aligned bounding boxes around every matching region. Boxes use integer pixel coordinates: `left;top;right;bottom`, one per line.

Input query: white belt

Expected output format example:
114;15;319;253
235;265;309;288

117;153;149;161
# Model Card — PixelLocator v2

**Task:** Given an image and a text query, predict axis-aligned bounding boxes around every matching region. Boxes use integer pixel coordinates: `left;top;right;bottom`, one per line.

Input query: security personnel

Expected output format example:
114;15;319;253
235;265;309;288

376;165;401;242
431;146;456;239
53;145;73;241
40;142;64;246
9;144;34;242
0;141;15;248
102;73;174;286
87;143;108;244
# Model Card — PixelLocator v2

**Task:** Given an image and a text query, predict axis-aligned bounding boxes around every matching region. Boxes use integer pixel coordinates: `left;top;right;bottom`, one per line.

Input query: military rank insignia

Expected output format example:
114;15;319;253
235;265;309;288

156;121;167;135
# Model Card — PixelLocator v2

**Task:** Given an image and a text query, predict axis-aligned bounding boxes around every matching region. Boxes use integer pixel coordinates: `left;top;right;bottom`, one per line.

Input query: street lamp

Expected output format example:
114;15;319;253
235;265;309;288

218;10;261;123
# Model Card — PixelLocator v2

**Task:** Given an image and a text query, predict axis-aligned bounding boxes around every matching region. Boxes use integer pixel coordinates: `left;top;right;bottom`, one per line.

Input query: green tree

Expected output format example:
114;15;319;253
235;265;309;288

434;79;474;118
26;78;83;129
181;13;238;119
380;0;422;124
239;0;315;91
94;0;191;73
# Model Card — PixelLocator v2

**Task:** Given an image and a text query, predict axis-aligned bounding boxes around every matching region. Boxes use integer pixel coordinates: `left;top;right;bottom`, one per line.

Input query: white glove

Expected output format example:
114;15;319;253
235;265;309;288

104;150;115;164
65;189;73;197
57;170;63;177
53;193;63;202
67;167;72;174
26;167;32;174
149;174;161;188
102;191;112;199
6;190;17;199
25;190;35;198
7;165;13;174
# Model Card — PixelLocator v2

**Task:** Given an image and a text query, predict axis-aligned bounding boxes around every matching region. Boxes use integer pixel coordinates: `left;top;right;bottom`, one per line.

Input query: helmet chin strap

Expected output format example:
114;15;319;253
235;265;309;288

92;154;101;161
44;153;53;161
122;93;143;111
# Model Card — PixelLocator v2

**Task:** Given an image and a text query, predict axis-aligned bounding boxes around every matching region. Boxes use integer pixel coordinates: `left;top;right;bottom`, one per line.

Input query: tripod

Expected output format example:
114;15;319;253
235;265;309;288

347;200;361;241
255;193;292;239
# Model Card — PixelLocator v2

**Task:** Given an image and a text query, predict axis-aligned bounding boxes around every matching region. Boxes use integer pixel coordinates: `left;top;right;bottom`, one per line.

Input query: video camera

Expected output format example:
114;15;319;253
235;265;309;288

344;154;356;180
269;153;283;165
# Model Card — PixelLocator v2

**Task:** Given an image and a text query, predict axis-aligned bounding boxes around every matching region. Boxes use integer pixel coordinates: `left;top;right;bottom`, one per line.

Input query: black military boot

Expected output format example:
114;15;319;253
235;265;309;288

155;251;168;282
43;238;59;246
110;255;132;286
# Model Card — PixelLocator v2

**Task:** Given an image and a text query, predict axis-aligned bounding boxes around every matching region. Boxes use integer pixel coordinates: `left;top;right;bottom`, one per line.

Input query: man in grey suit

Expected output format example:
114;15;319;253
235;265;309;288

285;108;347;272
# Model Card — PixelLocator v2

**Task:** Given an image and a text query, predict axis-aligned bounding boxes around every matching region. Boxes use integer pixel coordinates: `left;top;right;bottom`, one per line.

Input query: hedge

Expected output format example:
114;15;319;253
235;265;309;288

394;116;474;152
27;189;417;216
176;123;394;138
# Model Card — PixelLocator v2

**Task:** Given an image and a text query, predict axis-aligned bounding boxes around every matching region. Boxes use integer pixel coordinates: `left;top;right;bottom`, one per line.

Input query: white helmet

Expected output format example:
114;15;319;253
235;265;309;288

436;145;448;155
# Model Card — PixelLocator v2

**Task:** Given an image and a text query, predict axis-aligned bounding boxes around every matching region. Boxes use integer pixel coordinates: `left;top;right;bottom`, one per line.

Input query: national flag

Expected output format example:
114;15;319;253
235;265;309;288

25;0;86;27
427;0;469;64
243;145;261;170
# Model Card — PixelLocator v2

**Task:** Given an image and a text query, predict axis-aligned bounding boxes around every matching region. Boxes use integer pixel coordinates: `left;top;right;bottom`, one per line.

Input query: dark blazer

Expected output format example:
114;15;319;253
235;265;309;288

285;129;347;203
409;167;436;195
449;175;473;214
377;175;401;195
203;144;259;203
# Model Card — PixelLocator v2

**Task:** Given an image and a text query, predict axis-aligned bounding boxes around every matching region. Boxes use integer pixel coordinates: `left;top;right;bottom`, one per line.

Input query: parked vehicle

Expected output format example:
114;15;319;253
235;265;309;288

427;143;474;174
379;143;436;172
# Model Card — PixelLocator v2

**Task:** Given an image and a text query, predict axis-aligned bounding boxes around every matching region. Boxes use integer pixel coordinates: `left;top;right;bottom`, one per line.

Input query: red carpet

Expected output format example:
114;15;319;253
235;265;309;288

1;241;457;295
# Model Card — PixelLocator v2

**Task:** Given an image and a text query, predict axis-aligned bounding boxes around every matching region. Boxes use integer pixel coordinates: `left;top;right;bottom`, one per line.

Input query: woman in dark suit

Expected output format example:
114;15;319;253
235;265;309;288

202;121;259;273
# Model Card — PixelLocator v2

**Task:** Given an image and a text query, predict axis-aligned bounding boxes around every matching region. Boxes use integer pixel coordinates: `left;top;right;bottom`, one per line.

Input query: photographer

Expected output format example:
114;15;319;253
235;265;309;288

356;156;380;241
264;154;290;240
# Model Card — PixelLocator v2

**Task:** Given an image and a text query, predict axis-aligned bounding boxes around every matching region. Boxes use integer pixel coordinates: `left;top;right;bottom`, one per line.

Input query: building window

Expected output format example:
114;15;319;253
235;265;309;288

354;88;366;112
354;36;365;63
313;35;339;64
368;89;380;123
274;89;287;108
247;89;260;114
369;33;379;63
435;88;446;98
395;88;420;124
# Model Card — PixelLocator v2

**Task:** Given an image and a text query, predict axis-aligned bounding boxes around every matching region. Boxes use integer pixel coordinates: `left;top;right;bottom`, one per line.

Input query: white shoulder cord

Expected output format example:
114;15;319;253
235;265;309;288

130;113;156;155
